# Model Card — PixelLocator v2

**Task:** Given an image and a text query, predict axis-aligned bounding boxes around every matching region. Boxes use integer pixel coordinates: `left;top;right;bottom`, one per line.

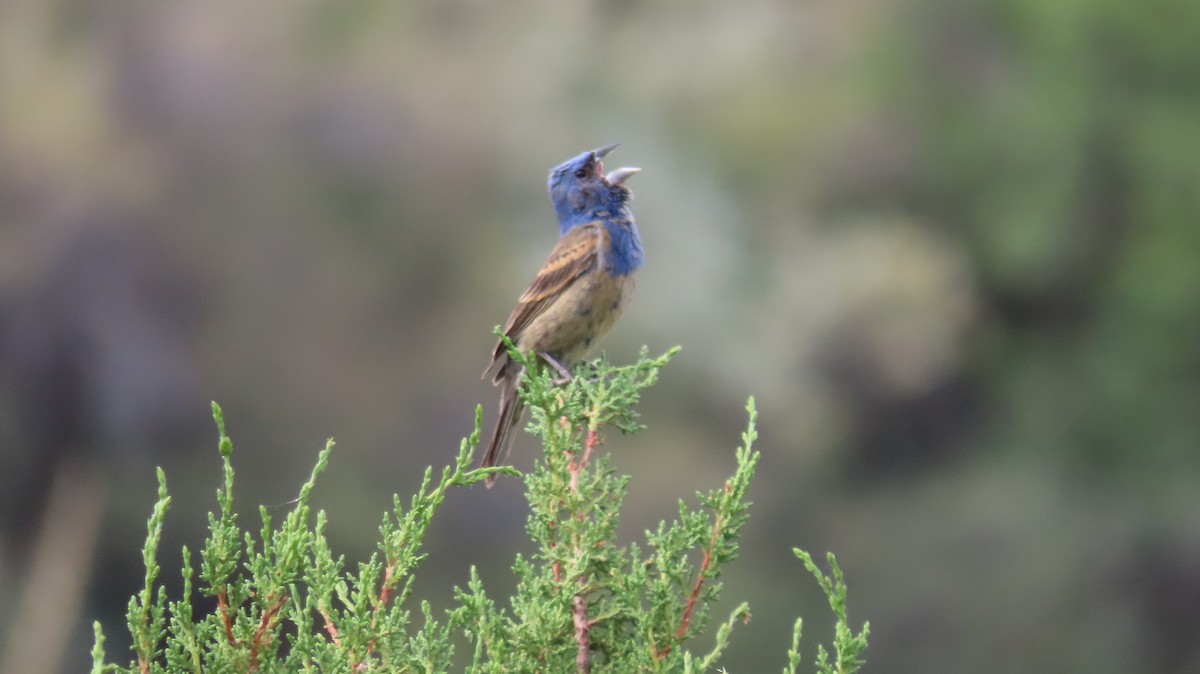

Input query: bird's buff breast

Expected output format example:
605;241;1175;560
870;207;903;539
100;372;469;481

518;271;635;364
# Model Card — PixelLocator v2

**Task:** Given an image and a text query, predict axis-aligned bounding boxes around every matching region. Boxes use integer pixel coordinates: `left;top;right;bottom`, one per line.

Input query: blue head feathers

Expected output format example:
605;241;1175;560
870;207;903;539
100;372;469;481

546;144;643;276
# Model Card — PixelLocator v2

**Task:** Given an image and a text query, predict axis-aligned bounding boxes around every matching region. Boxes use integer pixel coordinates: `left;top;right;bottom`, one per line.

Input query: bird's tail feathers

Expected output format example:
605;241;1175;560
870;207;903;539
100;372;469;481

481;374;524;488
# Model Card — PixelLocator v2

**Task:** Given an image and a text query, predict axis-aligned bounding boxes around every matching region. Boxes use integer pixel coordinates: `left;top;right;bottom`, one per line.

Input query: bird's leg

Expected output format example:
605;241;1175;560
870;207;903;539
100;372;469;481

539;352;574;385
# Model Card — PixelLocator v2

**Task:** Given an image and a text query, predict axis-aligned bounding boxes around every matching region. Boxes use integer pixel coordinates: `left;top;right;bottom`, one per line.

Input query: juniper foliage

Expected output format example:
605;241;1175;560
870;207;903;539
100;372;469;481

91;348;868;673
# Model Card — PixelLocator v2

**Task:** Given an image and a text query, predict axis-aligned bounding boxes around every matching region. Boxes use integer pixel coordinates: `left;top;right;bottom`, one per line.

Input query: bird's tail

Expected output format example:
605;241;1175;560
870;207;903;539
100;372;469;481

481;373;524;488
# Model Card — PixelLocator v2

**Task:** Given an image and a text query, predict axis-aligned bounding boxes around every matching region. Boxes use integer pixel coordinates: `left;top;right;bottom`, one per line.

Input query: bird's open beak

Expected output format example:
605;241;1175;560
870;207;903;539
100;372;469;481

605;167;641;185
591;144;621;180
593;143;619;159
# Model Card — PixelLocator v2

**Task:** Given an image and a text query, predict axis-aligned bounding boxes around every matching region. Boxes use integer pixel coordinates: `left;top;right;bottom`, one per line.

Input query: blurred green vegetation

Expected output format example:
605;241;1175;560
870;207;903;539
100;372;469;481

1;0;1197;673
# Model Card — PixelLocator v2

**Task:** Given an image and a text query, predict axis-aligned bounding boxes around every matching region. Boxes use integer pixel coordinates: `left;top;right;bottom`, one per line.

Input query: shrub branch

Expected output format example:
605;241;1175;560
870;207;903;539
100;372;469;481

90;350;867;674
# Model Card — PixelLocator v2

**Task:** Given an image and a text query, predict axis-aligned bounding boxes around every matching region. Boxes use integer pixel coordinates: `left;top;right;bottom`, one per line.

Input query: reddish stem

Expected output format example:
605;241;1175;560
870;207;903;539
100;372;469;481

217;589;236;646
378;565;394;611
675;547;714;641
248;593;286;672
583;428;600;465
573;589;591;674
319;608;343;647
367;563;396;655
566;419;600;673
657;506;727;659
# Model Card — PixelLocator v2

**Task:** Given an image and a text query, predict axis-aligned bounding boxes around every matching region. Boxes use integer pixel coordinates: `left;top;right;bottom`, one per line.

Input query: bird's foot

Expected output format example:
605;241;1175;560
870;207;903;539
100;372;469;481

539;352;574;385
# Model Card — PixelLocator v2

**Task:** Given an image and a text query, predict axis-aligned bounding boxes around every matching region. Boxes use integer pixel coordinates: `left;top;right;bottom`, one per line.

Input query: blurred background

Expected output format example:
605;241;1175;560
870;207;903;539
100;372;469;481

1;0;1198;672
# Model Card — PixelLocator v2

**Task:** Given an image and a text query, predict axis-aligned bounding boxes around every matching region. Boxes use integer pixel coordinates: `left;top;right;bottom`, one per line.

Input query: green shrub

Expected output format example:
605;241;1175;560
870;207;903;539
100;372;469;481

91;348;868;673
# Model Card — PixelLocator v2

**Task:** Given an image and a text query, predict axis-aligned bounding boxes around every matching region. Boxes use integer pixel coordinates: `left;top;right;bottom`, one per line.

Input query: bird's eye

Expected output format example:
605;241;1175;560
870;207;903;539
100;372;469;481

574;168;588;179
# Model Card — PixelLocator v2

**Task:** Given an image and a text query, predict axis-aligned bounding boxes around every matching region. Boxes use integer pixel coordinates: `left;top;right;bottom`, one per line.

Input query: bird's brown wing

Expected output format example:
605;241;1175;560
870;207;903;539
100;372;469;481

488;223;606;371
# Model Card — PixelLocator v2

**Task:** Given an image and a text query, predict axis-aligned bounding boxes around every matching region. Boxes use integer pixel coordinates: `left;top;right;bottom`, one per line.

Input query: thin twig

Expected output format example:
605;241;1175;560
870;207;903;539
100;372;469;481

366;563;396;655
248;593;287;672
657;482;731;658
378;565;395;614
217;590;235;646
567;418;595;674
318;608;343;647
583;428;600;466
573;589;591;674
676;542;715;641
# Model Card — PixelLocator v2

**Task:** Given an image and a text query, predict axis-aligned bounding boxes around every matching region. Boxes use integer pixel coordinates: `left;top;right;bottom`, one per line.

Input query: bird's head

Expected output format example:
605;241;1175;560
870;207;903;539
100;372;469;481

548;144;641;228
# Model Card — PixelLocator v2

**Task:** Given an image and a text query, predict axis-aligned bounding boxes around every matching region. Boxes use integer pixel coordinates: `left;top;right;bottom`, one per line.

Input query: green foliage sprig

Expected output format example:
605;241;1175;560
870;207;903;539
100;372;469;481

91;349;868;673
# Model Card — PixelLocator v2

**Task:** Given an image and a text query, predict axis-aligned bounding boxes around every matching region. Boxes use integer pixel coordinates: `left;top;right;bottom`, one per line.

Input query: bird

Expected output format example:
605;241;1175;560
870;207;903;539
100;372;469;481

480;144;643;487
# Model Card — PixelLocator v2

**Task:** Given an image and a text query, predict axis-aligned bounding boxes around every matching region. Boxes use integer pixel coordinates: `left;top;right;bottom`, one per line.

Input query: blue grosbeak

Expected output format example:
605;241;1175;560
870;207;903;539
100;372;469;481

481;144;643;486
